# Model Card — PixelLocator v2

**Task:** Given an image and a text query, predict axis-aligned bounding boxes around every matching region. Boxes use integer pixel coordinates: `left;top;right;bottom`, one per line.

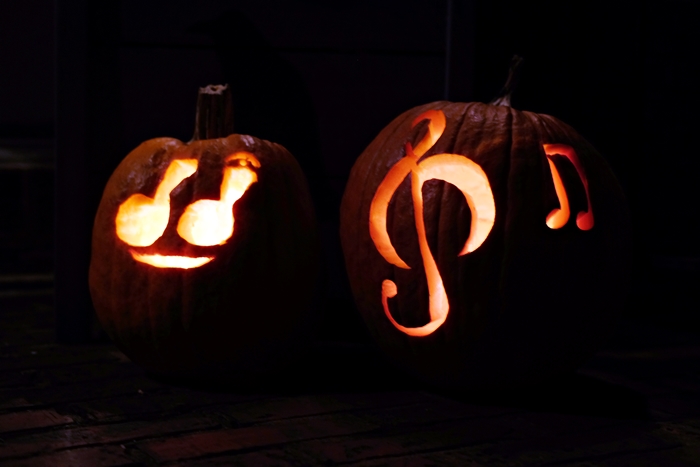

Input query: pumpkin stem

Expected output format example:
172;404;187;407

191;84;235;141
490;55;524;107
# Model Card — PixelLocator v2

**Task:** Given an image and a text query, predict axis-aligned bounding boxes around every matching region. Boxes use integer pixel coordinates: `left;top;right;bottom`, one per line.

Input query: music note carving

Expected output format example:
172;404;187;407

543;144;594;230
369;110;496;337
116;159;199;247
177;152;260;246
115;152;261;269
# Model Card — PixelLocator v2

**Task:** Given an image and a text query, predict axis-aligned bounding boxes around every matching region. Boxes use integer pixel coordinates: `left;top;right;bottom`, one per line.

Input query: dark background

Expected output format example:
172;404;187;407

1;0;698;343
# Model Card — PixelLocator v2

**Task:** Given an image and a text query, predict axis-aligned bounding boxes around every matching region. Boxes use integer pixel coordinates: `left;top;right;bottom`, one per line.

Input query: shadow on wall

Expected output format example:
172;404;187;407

190;10;336;221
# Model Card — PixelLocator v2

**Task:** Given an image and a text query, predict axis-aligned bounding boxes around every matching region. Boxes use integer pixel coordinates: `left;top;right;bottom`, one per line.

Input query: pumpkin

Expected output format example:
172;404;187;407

340;58;631;390
89;85;319;379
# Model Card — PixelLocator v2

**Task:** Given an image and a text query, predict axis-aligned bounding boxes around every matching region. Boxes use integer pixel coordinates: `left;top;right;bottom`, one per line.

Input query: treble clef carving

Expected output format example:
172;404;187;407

369;110;496;337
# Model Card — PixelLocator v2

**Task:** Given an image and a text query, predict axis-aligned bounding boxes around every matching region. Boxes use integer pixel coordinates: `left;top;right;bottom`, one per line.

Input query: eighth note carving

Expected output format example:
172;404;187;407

543;144;594;230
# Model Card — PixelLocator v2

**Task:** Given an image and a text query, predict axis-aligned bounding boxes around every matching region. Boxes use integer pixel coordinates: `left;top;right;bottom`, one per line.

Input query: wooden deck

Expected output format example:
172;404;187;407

1;291;699;466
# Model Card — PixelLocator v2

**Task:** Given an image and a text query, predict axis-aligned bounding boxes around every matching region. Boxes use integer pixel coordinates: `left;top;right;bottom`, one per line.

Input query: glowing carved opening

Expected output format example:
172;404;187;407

411;109;445;157
130;252;213;269
116;159;198;247
543;144;594;230
369;110;495;337
117;153;261;270
177;152;260;246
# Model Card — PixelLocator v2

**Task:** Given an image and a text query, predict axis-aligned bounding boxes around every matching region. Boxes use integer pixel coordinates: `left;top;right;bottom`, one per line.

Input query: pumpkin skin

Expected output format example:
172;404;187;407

89;134;318;378
340;100;631;390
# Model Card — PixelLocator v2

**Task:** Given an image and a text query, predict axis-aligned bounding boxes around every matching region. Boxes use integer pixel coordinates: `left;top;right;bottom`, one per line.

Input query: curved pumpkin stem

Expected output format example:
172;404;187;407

490;55;524;107
191;84;235;141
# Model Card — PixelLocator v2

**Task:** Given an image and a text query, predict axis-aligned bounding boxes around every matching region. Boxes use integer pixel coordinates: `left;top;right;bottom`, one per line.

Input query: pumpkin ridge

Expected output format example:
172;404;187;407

451;102;486;341
445;102;470;153
346;107;417;290
495;106;515;318
432;101;470;314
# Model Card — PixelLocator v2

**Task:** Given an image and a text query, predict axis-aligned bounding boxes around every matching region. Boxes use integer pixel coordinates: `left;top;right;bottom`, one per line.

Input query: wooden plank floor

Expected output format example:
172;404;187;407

1;292;699;466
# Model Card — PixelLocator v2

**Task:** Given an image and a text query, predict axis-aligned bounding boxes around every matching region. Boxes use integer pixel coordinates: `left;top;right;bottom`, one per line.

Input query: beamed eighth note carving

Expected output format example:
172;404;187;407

115;152;261;269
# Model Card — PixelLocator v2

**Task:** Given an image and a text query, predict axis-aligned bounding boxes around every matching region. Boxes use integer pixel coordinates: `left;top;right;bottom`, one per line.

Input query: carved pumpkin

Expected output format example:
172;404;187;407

89;85;319;378
340;59;631;389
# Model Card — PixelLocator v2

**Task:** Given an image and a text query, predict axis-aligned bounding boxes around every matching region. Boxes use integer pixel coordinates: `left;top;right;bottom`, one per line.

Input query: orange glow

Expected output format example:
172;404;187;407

381;279;446;336
415;154;495;255
116;159;198;246
130;252;213;269
116;152;261;269
543;144;594;230
370;110;495;337
411;109;446;157
369;156;415;269
177;152;260;246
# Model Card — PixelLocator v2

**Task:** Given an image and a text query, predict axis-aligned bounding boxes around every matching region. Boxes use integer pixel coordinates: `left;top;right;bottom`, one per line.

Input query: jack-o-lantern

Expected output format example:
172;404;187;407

89;85;319;378
340;58;631;389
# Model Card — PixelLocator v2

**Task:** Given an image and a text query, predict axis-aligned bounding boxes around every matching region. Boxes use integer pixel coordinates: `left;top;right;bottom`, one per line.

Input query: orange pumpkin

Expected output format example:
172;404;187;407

340;59;631;389
89;85;319;378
